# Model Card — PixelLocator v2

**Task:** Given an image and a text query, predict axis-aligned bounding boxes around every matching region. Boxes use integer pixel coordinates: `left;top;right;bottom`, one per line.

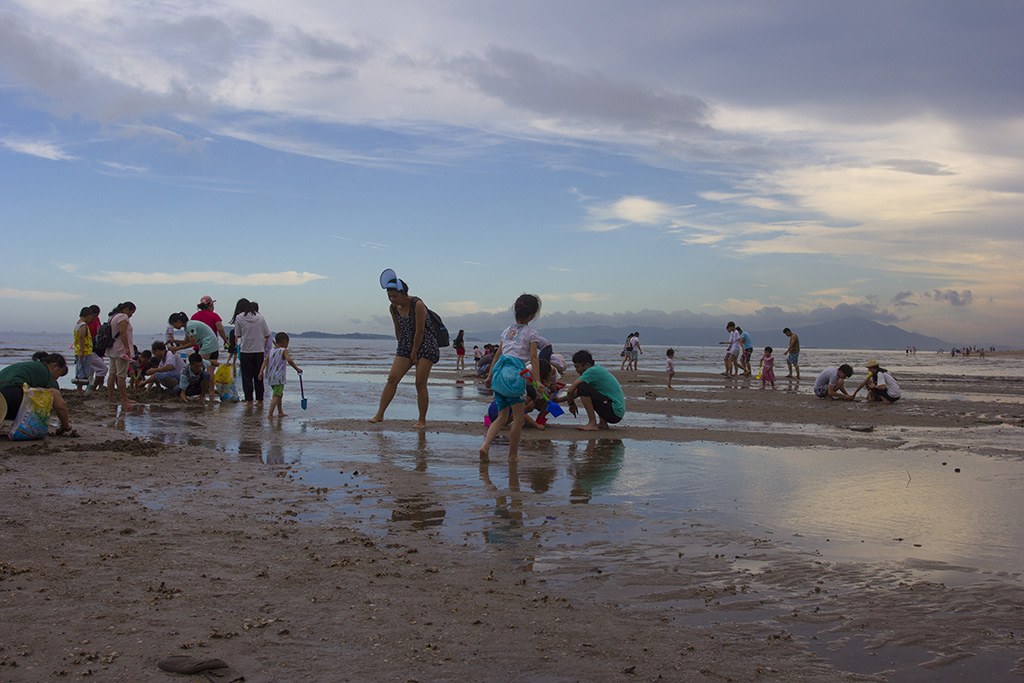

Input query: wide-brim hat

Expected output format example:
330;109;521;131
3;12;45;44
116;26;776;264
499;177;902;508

865;359;880;368
0;391;8;422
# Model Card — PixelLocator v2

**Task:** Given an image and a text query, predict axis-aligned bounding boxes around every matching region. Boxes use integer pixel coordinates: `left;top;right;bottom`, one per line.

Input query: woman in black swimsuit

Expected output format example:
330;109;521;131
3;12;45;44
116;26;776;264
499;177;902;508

368;272;438;429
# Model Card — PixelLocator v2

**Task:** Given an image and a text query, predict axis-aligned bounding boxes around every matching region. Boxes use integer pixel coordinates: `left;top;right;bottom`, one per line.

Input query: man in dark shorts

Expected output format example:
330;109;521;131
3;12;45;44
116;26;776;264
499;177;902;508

558;350;625;431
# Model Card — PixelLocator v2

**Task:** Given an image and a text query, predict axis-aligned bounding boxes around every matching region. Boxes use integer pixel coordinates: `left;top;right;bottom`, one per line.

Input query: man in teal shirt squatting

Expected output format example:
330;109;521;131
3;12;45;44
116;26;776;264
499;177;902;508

558;350;625;431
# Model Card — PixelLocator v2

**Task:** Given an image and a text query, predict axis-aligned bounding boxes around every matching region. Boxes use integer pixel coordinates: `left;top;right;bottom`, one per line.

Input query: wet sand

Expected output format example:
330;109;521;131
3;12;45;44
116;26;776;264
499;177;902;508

1;367;1023;681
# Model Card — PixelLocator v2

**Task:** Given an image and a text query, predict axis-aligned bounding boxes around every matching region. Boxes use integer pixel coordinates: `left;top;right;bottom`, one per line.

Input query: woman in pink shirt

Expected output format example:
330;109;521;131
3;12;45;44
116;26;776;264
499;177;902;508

191;295;229;351
107;301;136;409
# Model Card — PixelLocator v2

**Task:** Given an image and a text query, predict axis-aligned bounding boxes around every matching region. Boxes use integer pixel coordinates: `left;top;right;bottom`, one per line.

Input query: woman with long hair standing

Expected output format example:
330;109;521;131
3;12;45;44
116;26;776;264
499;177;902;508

231;298;271;404
107;302;137;409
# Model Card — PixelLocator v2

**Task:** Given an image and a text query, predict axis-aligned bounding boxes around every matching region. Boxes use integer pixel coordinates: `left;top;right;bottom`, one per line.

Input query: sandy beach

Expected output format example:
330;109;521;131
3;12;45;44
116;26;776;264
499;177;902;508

2;363;1023;682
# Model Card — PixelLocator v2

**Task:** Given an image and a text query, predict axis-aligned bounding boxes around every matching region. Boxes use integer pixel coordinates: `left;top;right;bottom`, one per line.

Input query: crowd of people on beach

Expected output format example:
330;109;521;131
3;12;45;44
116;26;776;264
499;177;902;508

0;296;311;435
3;272;920;453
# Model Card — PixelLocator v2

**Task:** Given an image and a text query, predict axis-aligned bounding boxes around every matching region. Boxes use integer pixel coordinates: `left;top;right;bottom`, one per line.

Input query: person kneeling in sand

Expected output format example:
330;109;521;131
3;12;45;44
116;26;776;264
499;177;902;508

813;364;855;400
178;353;212;403
558;350;625;431
852;360;901;403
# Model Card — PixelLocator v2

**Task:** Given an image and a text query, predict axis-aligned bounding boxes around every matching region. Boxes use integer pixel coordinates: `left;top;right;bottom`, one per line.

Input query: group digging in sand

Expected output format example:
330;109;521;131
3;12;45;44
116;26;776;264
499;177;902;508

5;272;911;449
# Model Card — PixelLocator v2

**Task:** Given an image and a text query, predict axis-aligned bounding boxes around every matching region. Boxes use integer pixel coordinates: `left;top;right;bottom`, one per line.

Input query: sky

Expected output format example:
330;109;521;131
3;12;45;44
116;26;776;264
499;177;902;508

1;1;1022;345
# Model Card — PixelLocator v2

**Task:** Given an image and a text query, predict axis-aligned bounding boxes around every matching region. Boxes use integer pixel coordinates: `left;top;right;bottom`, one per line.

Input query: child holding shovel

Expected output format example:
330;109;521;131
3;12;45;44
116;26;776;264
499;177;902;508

259;332;302;417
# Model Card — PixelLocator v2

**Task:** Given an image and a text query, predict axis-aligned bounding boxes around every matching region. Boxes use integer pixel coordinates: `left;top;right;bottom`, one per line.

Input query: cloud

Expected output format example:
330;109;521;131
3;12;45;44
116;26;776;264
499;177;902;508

0;287;82;301
99;161;149;173
448;46;711;134
583;195;684;232
927;289;973;306
440;301;507;315
878;159;955;176
0;137;77;161
70;270;327;286
892;291;918;308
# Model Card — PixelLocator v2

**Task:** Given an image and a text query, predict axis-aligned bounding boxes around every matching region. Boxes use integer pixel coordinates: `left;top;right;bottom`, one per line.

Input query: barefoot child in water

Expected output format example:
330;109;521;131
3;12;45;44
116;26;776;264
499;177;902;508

479;294;543;462
759;346;776;389
259;332;302;417
666;348;676;389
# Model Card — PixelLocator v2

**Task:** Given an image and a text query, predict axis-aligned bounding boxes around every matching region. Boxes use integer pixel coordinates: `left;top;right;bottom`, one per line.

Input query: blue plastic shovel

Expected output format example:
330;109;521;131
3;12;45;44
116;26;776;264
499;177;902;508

299;373;307;410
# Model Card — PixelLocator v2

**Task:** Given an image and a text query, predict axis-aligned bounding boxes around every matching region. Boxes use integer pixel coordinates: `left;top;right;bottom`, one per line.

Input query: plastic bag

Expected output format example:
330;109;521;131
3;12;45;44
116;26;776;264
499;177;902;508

9;384;54;441
214;364;233;384
218;381;240;402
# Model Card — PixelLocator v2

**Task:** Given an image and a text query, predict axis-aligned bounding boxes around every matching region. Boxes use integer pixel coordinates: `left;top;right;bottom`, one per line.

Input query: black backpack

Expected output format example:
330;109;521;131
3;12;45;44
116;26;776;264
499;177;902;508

427;309;450;347
93;321;117;358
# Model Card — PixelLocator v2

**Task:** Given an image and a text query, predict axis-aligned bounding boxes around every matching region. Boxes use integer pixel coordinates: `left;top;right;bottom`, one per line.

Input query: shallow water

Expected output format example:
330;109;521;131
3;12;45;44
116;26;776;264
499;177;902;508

6;331;1022;577
106;381;1024;581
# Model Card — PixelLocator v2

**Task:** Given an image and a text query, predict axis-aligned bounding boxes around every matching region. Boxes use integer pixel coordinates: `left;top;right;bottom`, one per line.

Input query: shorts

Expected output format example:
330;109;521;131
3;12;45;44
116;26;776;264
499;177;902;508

207;350;220;361
629;349;639;361
787;353;800;365
724;351;738;361
814;385;830;399
109;356;131;379
456;347;465;356
75;355;90;381
743;348;752;363
271;384;284;397
574;382;623;424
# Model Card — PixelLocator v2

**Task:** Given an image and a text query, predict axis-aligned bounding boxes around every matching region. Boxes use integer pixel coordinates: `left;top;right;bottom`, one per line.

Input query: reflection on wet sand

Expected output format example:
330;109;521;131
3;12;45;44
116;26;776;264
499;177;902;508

567;438;626;503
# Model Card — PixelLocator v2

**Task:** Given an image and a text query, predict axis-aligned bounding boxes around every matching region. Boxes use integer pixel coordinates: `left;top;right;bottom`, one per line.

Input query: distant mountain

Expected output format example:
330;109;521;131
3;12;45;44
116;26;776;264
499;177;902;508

470;318;951;351
295;331;394;340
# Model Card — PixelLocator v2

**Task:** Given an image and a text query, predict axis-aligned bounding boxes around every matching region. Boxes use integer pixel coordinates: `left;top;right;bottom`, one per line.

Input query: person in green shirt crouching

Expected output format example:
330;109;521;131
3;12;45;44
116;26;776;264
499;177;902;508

559;349;625;431
0;354;74;434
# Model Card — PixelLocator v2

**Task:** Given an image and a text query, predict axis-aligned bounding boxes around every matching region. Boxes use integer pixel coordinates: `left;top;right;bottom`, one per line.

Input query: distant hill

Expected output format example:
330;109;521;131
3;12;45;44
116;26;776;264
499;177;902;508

295;331;394;340
470;318;951;351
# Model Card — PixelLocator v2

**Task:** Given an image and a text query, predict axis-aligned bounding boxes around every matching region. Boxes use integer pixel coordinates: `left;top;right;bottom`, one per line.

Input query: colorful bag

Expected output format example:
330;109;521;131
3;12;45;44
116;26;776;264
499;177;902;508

9;384;54;441
214;364;240;402
490;355;526;398
214;364;233;384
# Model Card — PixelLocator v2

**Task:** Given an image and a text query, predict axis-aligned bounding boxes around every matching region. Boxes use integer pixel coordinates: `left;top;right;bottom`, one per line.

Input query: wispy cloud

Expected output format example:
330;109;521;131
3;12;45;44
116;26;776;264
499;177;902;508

1;137;77;161
0;287;81;301
99;161;149;173
66;269;327;286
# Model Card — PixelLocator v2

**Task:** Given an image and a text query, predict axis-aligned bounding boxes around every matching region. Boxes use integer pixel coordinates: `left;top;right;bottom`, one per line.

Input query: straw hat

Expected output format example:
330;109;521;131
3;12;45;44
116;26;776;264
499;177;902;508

865;360;880;369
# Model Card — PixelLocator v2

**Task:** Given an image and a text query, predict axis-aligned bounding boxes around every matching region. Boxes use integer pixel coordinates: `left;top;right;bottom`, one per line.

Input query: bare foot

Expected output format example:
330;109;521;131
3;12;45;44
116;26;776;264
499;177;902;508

507;454;519;463
413;421;426;430
577;423;601;431
368;415;383;423
479;447;489;459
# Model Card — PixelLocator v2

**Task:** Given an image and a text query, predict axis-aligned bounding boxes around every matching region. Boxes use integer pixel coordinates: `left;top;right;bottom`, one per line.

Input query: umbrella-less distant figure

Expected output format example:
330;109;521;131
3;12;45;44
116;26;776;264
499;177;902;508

368;269;439;430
